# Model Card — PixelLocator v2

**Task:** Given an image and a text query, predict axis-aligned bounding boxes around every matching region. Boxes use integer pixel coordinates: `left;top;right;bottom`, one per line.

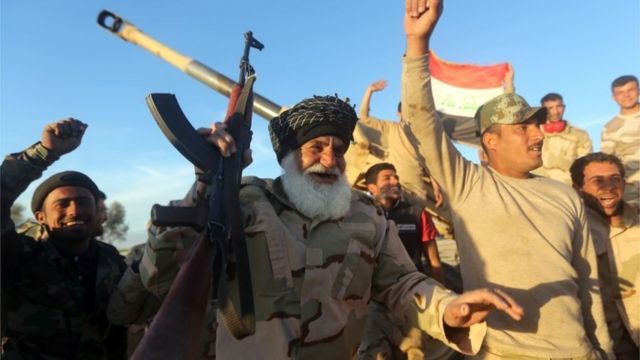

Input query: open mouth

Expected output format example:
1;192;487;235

598;194;619;208
61;220;87;227
528;144;542;152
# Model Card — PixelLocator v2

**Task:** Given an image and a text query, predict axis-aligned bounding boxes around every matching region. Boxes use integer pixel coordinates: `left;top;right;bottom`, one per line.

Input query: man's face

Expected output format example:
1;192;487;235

542;99;565;123
484;118;544;177
578;161;624;217
281;136;352;222
612;80;639;110
368;169;402;202
35;186;96;243
298;135;347;184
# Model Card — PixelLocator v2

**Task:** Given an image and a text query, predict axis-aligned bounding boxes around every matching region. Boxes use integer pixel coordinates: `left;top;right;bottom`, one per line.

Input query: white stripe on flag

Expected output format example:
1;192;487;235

432;77;504;118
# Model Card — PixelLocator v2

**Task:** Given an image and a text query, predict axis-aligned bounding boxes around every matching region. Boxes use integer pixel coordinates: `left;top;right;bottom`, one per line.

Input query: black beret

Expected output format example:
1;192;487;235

268;95;358;163
31;171;101;213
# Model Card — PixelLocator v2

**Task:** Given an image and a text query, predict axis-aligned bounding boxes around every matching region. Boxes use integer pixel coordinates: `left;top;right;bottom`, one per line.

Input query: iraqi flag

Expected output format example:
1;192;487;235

430;52;508;147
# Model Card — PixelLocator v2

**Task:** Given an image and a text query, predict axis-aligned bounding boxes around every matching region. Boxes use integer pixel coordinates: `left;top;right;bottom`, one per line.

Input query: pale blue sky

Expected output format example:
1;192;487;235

2;1;639;249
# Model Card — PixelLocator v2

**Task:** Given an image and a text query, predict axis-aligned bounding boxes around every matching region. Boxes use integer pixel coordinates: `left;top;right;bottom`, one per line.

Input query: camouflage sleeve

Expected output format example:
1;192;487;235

139;184;204;297
1;142;59;272
107;266;162;325
572;200;615;358
371;220;486;355
139;224;203;298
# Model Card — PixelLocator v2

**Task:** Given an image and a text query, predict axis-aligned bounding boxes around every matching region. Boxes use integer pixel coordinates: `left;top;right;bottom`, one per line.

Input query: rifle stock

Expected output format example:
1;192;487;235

97;9;282;121
131;235;215;360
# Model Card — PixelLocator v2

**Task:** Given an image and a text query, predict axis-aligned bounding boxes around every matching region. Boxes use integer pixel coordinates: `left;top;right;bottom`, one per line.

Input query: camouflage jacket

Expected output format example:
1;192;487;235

1;142;127;360
140;177;486;359
588;203;640;349
601;110;640;206
533;122;592;184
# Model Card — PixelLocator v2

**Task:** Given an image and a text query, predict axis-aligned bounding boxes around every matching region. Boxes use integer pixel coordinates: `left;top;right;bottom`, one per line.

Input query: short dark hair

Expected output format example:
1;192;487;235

570;152;626;188
540;93;563;105
611;75;638;91
364;162;396;185
480;124;502;154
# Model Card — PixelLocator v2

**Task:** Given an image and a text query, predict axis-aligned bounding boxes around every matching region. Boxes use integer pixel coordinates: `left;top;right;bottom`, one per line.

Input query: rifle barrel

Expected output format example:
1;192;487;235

97;10;282;120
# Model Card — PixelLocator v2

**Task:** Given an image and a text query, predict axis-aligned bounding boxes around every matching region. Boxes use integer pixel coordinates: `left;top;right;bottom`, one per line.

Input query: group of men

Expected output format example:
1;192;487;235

1;0;638;359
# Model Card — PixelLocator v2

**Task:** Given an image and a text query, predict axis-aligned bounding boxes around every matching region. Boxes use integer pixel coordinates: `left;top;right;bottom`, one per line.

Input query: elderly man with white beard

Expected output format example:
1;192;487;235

134;95;524;359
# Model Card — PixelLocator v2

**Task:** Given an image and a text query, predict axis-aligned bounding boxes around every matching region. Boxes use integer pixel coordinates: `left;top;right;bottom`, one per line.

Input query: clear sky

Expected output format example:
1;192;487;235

2;1;639;249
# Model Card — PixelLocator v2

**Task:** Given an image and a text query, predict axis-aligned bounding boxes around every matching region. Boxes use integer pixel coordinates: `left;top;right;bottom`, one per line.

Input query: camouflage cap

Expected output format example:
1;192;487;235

475;93;547;134
268;95;358;163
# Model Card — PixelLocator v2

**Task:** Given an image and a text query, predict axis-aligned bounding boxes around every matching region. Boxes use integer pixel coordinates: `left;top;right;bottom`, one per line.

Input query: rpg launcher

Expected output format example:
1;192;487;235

129;30;263;359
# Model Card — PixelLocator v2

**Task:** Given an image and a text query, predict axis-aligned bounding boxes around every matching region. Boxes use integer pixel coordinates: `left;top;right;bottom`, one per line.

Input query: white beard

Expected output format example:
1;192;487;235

280;153;352;222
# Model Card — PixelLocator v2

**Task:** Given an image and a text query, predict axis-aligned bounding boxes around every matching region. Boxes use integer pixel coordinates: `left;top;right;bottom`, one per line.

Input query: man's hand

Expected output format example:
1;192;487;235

41;118;88;156
368;80;388;93
404;0;443;57
504;63;515;93
197;122;252;166
444;288;523;328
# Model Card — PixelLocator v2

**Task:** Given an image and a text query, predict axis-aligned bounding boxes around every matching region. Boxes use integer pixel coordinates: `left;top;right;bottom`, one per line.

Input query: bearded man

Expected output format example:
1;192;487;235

135;95;524;359
571;153;640;358
1;118;126;359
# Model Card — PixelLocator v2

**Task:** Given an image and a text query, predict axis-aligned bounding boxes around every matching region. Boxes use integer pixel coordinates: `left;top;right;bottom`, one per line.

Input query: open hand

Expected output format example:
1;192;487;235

444;288;523;328
369;80;388;93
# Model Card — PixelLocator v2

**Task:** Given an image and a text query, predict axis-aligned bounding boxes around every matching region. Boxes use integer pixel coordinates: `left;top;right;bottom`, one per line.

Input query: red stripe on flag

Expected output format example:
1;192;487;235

429;52;508;89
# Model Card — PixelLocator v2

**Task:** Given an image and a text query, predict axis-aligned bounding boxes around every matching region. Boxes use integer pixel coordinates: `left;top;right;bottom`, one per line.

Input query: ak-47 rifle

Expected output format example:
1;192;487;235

129;32;263;360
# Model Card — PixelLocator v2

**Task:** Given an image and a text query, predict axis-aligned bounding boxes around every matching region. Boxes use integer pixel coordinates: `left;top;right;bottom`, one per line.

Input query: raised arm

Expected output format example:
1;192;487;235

402;0;477;204
1;118;87;270
503;63;515;94
359;80;389;120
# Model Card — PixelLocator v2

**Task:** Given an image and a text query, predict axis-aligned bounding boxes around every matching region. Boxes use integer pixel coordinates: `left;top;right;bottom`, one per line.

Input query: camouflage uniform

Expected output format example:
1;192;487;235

15;219;46;240
345;117;454;238
106;244;165;358
587;203;640;357
107;233;218;359
532;122;592;184
1;142;127;359
601;110;640;207
139;177;486;359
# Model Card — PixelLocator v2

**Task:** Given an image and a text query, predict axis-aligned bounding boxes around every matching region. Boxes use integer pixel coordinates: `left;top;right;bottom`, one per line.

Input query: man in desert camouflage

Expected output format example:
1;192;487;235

601;75;640;207
571;152;640;358
135;94;524;359
532;92;592;184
